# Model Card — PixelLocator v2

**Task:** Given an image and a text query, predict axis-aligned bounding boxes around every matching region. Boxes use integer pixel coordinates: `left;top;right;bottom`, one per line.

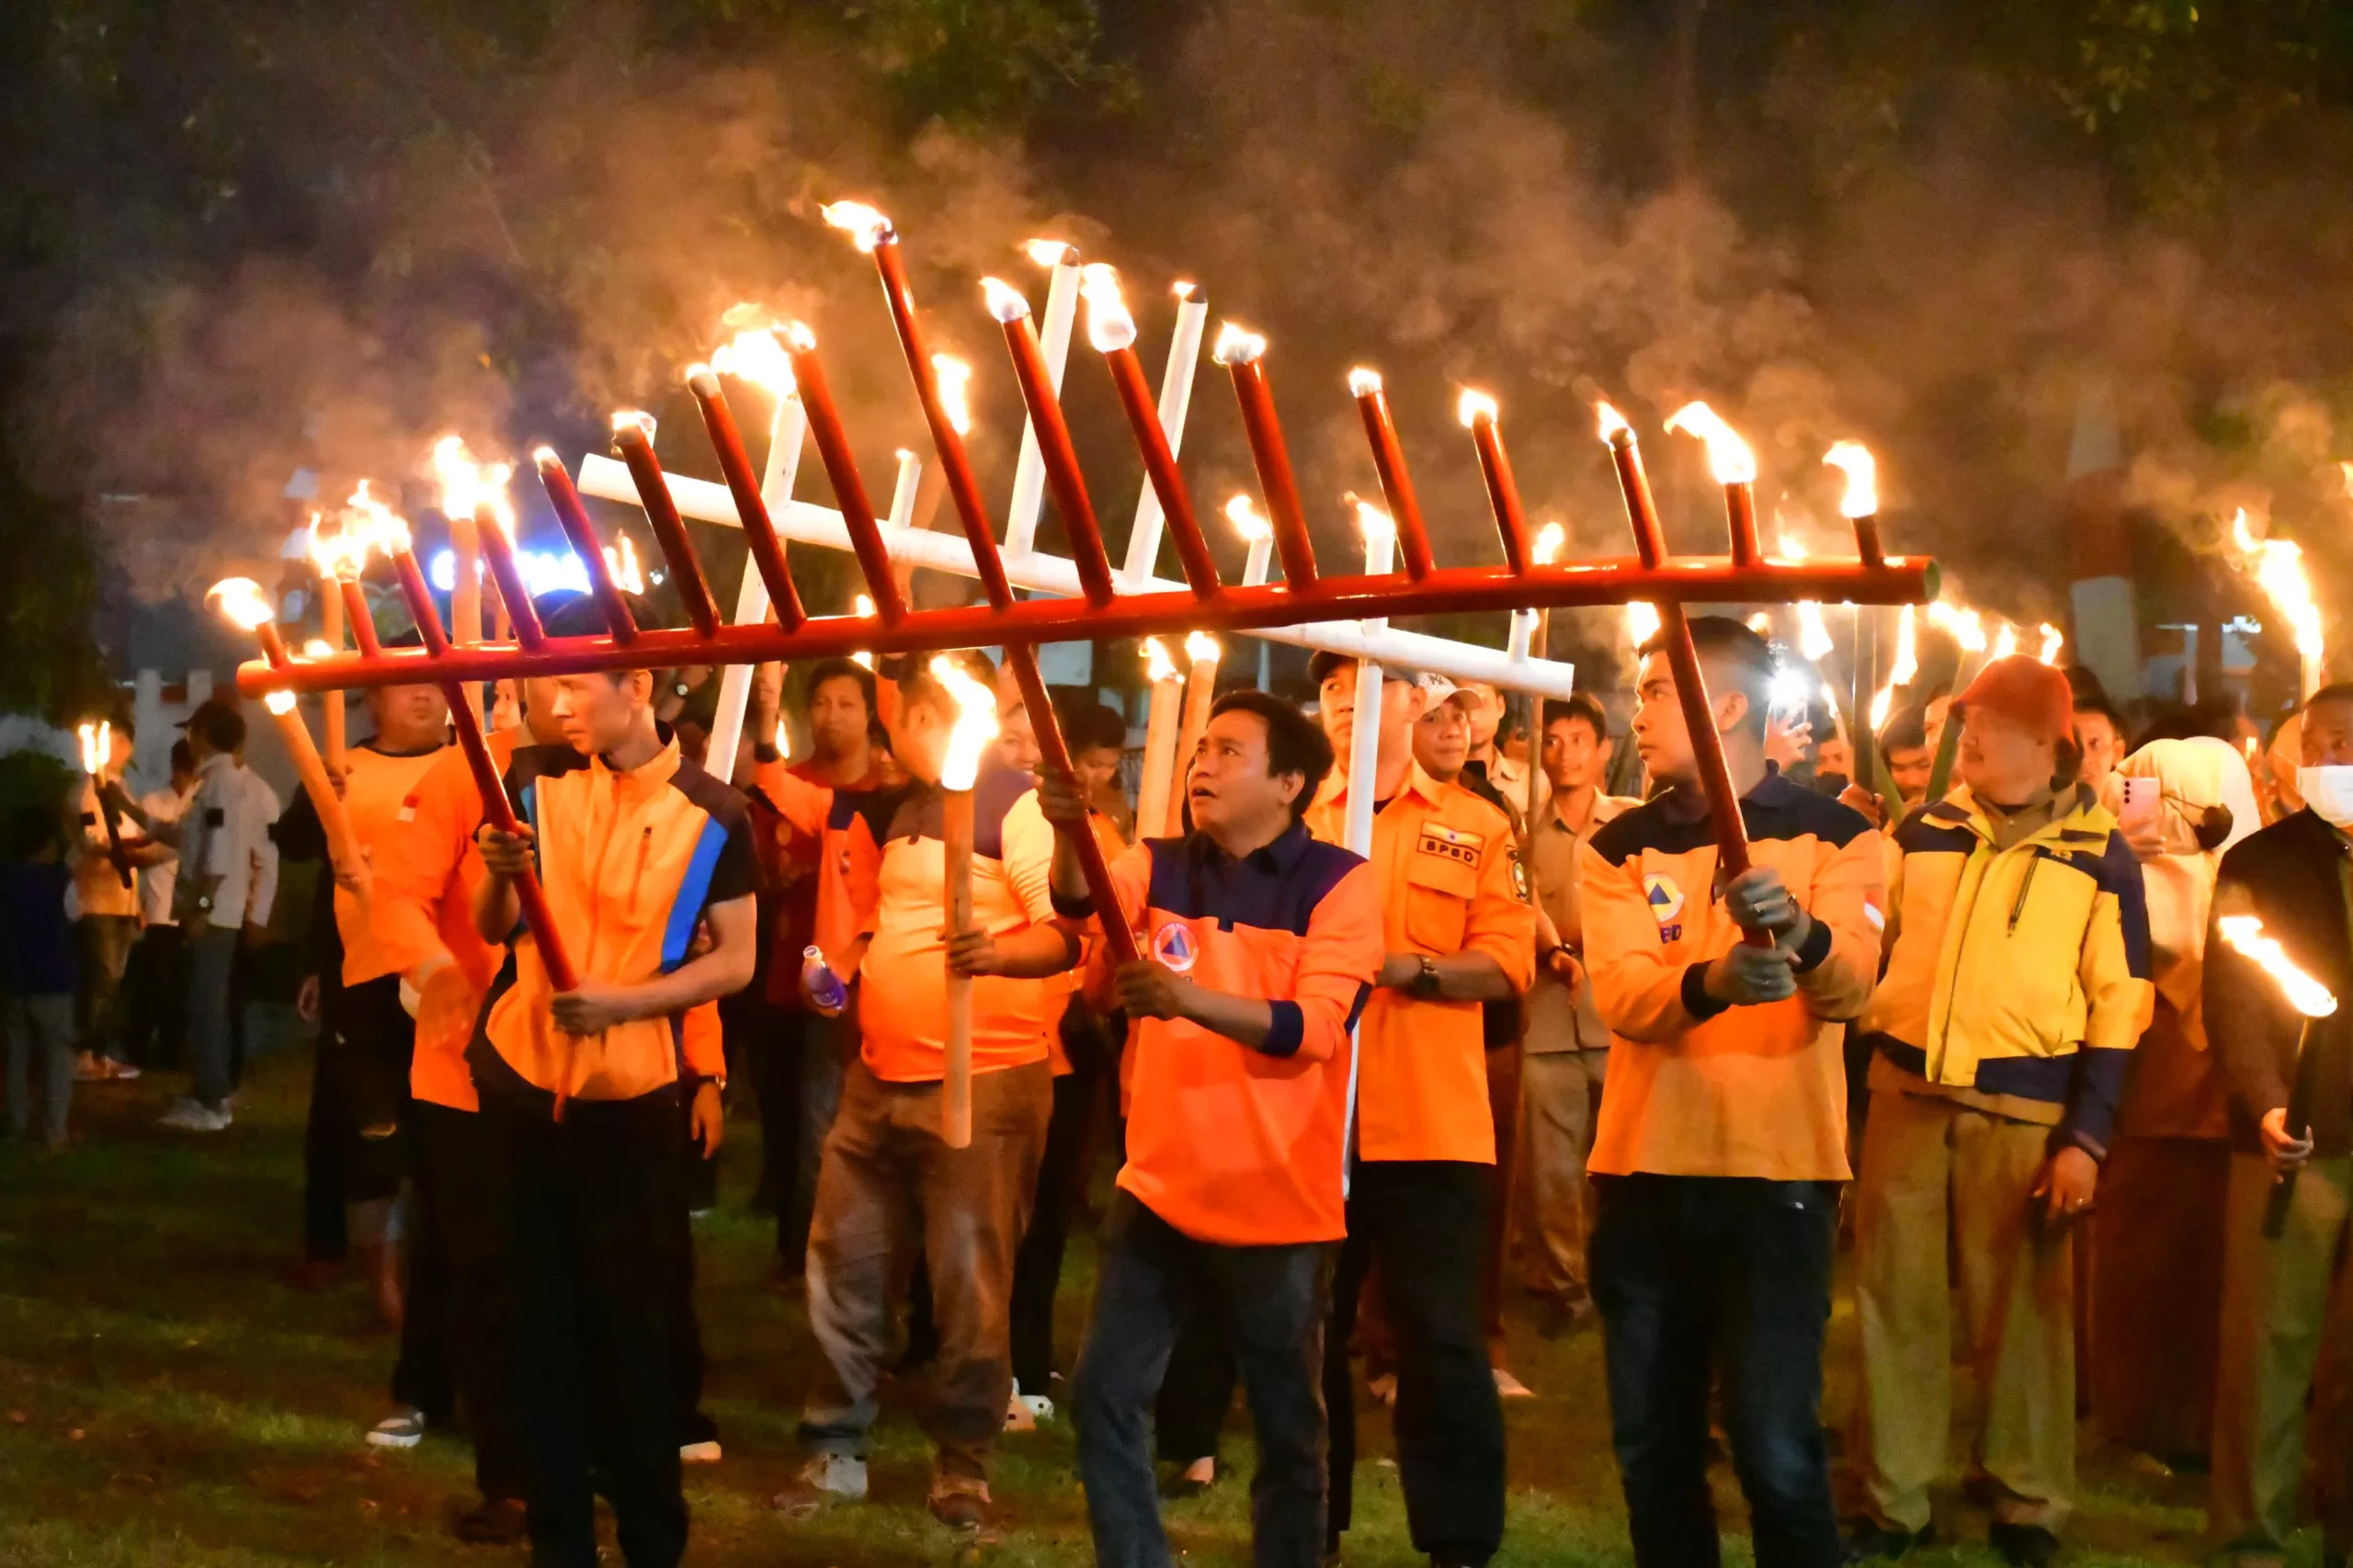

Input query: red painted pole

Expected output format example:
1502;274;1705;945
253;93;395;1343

474;508;547;651
686;368;808;631
1102;345;1222;598
1726;483;1762;569
340;581;382;659
992;304;1118;607
534;450;641;642
611;420;721;638
1606;428;1769;944
1350;376;1436;582
783;331;909;625
1222;354;1318;591
1464;407;1532;576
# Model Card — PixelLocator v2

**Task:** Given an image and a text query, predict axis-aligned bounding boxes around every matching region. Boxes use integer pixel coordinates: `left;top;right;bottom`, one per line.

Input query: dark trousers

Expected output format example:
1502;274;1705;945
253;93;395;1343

487;1088;689;1568
1010;1065;1095;1393
737;995;808;1253
1591;1174;1842;1568
1324;1160;1504;1565
394;1100;528;1501
119;923;187;1069
74;914;138;1062
1156;1308;1239;1463
1074;1191;1334;1568
302;976;414;1261
185;925;238;1110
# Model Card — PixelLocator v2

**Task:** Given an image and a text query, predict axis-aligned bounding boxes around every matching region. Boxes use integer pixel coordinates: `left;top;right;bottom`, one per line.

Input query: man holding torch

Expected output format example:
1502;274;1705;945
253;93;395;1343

1577;617;1882;1568
68;716;142;1085
467;595;761;1568
1304;651;1535;1568
2205;683;2353;1566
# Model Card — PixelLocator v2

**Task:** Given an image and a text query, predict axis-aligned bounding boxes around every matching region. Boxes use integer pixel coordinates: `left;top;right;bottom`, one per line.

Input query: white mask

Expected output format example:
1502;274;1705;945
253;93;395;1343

2298;765;2353;827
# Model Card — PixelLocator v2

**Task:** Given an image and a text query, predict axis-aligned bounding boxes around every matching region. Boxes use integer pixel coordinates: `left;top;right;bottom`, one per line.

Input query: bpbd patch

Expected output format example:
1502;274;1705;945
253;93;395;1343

1416;822;1484;867
1645;872;1686;943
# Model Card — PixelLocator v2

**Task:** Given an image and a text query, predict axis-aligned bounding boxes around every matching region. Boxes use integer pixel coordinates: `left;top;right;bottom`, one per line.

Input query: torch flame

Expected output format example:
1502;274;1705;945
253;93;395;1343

1458;389;1499;428
1797;602;1835;662
852;593;877;669
1024;238;1074;268
2231;508;2325;665
342;480;413;556
76;721;109;776
1627;601;1661;653
1142;637;1179;685
1533;520;1566;566
1663;401;1758;485
604;534;644;595
1870;682;1895;733
1824;440;1879;519
1172;280;1197;301
1347;367;1383;398
783;321;817;353
1747;612;1775;636
2038;623;2065;665
310;517;372;584
1224;494;1270;542
208;577;277;632
1595;401;1631;442
931;654;1000;792
709;324;797;397
1211;322;1267;366
2218;915;2339;1017
263;690;298;718
1927;601;1987;653
1185;631;1221;663
303;639;334;659
980;277;1032;324
1354;500;1395;565
820;200;893;253
1890;605;1918;687
1079;264;1136;354
611;409;657;441
932;356;974;436
430;435;517;538
1992;623;2018;661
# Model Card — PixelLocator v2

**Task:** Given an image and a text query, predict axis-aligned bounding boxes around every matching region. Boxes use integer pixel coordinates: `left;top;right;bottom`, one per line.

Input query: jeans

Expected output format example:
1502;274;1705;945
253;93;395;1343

184;925;239;1111
5;993;75;1143
1324;1160;1504;1565
1073;1191;1335;1568
1591;1174;1842;1568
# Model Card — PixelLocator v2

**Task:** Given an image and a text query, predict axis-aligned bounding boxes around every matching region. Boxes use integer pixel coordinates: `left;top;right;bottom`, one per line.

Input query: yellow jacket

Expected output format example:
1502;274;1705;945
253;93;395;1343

1864;783;2154;1155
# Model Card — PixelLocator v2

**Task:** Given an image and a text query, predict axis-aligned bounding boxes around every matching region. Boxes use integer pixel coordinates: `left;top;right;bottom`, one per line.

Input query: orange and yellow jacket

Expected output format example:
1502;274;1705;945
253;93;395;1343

1579;770;1884;1180
470;735;758;1110
1305;761;1537;1165
745;756;905;1006
1064;823;1383;1244
1863;783;2154;1156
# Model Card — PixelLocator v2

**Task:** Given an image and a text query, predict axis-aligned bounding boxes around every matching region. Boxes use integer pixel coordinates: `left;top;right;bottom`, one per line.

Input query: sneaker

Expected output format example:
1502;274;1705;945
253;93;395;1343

1493;1368;1536;1399
1367;1372;1397;1406
103;1060;141;1082
452;1496;529;1545
927;1474;991;1530
1988;1522;2058;1568
367;1408;426;1449
1843;1520;1935;1562
158;1099;232;1132
773;1452;868;1514
679;1439;723;1464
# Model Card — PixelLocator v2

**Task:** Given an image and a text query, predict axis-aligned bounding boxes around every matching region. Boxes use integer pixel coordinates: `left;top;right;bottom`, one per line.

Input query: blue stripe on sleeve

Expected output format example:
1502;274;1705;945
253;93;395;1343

662;818;731;970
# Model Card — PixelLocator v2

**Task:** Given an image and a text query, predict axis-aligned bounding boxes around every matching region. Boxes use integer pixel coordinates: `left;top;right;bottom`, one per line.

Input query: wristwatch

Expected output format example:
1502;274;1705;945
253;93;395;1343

1411;954;1442;999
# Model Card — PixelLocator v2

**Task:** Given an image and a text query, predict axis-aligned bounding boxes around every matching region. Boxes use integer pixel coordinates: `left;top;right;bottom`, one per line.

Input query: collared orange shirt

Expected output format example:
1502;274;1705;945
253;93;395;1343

1073;824;1383;1244
1578;770;1884;1180
858;763;1060;1084
471;737;758;1108
745;757;904;994
332;744;449;987
1306;760;1537;1165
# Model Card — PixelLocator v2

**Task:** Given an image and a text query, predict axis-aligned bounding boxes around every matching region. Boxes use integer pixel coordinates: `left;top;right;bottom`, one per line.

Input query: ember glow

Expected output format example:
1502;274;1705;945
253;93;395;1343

1024;237;1075;268
932;654;1001;793
1079;264;1136;353
431;435;517;536
76;721;109;776
980;277;1031;324
1824;441;1879;518
2217;915;2339;1017
1595;401;1631;442
1224;494;1270;541
1211;322;1267;366
2038;623;2066;665
1186;631;1221;663
820;200;893;252
709;324;796;397
208;577;276;632
931;356;975;436
1457;389;1499;428
610;409;657;441
2231;508;2325;670
1347;367;1383;397
1143;636;1179;685
1992;623;2018;660
852;593;877;670
1663;401;1758;485
1533;521;1566;566
263;690;300;718
783;321;817;353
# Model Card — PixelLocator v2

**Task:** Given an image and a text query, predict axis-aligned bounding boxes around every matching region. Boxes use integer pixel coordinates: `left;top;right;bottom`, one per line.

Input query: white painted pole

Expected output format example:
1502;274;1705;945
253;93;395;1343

1121;288;1210;588
574;453;1579;699
1003;256;1083;561
1345;660;1382;857
703;392;808;784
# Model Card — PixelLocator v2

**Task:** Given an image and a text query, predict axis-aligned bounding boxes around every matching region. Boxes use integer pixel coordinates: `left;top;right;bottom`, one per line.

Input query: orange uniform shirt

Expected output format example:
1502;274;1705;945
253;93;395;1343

1074;825;1383;1245
858;764;1060;1084
1577;769;1884;1181
745;757;903;991
1306;761;1537;1165
332;744;449;987
471;737;758;1109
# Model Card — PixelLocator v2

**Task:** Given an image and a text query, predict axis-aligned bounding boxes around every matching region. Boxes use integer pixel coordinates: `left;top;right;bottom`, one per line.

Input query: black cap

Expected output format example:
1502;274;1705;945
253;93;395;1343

177;699;246;753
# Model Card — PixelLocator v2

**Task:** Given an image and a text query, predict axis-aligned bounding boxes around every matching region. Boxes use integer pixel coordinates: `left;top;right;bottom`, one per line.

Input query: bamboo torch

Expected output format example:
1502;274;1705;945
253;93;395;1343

1136;639;1184;844
308;518;349;771
207;580;360;879
1168;631;1222;835
934;654;1001;1150
1665;402;1761;567
76;722;131;889
2215;915;2341;1237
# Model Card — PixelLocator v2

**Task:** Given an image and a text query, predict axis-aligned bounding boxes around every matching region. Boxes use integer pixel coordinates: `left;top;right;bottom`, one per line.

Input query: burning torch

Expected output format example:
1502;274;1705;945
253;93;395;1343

1135;638;1185;846
2215;914;2339;1236
934;654;1001;1150
1168;631;1222;837
76;721;131;889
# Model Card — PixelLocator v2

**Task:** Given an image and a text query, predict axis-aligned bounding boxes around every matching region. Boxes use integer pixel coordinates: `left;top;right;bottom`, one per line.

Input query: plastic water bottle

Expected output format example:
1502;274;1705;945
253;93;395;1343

801;946;848;1017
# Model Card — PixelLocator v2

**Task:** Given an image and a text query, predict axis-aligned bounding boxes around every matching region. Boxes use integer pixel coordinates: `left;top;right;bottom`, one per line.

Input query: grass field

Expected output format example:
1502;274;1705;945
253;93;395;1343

0;1050;2236;1566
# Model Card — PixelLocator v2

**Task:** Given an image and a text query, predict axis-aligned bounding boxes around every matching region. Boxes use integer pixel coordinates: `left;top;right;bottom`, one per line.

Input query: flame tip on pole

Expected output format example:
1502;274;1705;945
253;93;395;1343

980;277;1032;323
1458;389;1499;427
1347;367;1383;396
1211;322;1267;366
1024;237;1076;268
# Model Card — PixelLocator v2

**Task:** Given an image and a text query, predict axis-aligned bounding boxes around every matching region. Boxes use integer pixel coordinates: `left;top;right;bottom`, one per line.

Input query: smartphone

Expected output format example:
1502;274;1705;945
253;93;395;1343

2118;775;2160;835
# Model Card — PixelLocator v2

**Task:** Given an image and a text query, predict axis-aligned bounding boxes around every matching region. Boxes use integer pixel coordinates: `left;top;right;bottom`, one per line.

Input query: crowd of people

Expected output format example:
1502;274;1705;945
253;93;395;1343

10;583;2353;1568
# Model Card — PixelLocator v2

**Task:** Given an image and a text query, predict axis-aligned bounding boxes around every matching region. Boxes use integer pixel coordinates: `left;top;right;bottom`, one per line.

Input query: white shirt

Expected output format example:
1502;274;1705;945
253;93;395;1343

176;756;280;931
136;786;190;927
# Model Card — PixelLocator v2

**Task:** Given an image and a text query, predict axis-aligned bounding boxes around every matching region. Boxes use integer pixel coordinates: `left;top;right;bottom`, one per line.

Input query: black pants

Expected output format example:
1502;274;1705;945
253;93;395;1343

735;993;808;1254
1074;1191;1334;1568
1010;1065;1094;1394
119;923;186;1069
302;976;415;1260
1590;1174;1842;1568
393;1100;528;1500
487;1088;689;1568
1156;1307;1239;1463
1324;1160;1504;1566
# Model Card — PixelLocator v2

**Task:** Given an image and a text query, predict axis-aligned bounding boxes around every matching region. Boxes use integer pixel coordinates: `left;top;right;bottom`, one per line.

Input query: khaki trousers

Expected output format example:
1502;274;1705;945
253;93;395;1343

2211;1153;2353;1554
1849;1089;2075;1535
1518;1049;1604;1304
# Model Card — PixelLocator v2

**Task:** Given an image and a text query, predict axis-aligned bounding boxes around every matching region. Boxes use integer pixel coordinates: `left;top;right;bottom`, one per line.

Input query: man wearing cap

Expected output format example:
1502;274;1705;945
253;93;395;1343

1306;652;1536;1568
1843;655;2152;1566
